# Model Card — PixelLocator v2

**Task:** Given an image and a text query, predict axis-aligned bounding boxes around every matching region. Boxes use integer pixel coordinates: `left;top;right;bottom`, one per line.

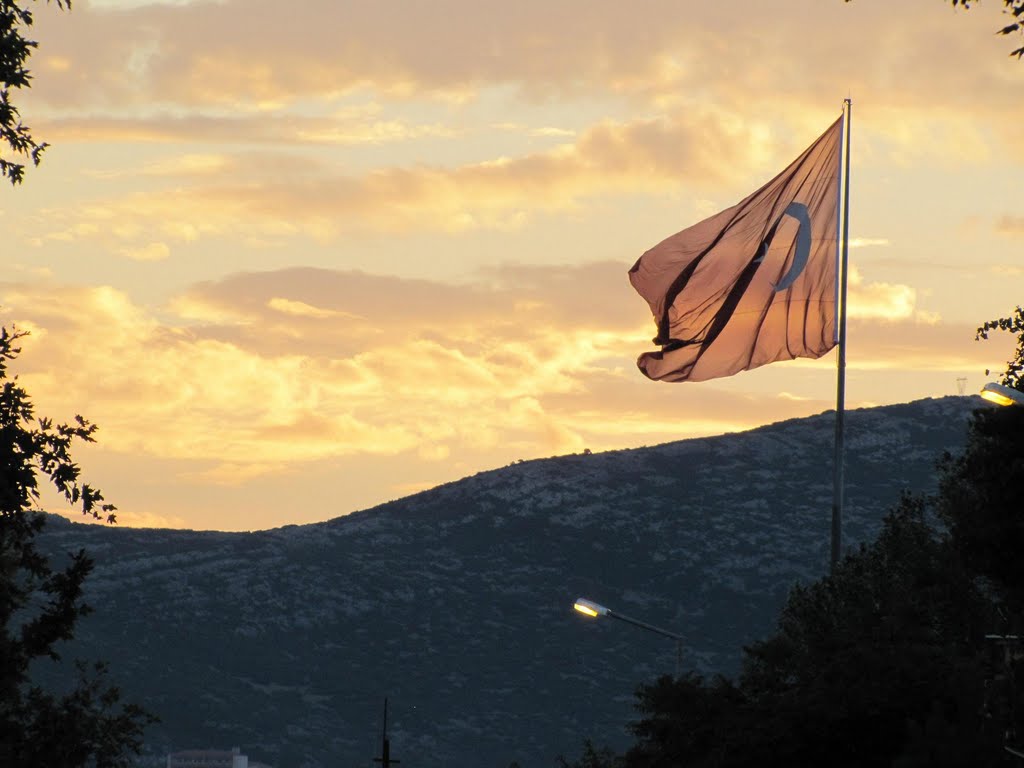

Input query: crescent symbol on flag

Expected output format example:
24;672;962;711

754;201;812;293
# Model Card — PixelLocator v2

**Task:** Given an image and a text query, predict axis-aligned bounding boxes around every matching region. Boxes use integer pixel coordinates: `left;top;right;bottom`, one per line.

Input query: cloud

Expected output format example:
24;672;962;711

2;268;644;479
4;259;1012;530
51;507;189;529
3;282;421;467
914;310;943;326
19;0;1020;165
849;238;890;249
6;0;1019;533
0;262;984;481
267;297;362;320
528;126;577;138
995;215;1024;236
990;265;1024;278
119;241;170;261
139;153;231;176
777;391;812;402
27;109;775;248
38;113;461;148
183;461;289;487
27;1;711;108
845;265;917;321
12;1;1020;266
847;286;916;322
24;0;1022;115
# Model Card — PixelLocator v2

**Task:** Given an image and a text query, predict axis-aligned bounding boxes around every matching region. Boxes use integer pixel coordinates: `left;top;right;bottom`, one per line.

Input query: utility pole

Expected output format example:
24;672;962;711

373;698;400;768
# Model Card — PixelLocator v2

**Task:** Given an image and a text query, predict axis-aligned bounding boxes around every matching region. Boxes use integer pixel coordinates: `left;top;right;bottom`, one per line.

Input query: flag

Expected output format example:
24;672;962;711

628;115;844;383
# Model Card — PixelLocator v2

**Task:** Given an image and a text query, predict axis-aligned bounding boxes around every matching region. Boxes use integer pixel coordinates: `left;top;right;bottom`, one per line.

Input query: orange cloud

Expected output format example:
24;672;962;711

846;265;917;321
38;113;462;147
25;109;777;250
18;0;1019;165
6;0;1018;534
25;0;1022;116
119;241;170;261
0;262;997;490
996;215;1024;236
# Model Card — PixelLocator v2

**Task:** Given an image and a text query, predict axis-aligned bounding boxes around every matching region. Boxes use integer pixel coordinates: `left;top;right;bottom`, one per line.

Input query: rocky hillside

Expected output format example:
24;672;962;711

37;396;983;768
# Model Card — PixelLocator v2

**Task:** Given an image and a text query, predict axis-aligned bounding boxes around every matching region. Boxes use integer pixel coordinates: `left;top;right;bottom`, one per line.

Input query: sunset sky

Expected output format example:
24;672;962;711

3;0;1021;531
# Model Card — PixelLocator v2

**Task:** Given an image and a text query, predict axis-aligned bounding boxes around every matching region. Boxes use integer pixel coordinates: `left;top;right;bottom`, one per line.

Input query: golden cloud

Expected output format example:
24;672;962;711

27;108;775;249
0;261;994;497
0;272;636;480
848;238;890;249
38;113;462;148
26;0;1024;119
846;265;917;321
995;215;1024;236
119;241;170;261
4;258;1012;531
11;0;1019;532
17;0;1020;189
267;297;363;320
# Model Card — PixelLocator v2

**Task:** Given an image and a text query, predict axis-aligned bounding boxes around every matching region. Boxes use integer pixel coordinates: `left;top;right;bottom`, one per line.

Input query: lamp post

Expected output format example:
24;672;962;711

573;597;684;677
980;382;1024;407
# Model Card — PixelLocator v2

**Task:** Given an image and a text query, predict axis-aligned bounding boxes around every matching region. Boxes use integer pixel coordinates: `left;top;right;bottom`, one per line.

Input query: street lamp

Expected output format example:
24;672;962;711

573;597;684;677
980;382;1024;407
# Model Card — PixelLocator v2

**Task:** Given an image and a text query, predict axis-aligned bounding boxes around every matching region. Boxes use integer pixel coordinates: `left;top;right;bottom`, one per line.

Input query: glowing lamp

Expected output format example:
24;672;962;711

980;382;1024;408
573;598;608;617
572;596;685;677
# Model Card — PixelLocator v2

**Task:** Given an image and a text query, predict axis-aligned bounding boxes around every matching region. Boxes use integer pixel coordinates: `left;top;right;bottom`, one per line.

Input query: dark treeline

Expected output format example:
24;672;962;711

563;307;1024;768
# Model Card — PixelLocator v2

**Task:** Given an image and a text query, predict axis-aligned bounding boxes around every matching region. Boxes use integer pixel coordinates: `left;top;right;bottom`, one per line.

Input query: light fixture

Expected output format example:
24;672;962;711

980;382;1024;407
573;595;684;676
573;598;608;617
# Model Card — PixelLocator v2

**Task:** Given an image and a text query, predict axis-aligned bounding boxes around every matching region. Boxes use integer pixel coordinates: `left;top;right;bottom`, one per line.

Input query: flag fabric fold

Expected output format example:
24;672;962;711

629;115;844;383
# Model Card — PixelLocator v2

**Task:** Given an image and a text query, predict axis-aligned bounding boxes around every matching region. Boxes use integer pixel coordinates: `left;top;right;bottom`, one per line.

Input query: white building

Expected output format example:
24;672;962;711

166;746;248;768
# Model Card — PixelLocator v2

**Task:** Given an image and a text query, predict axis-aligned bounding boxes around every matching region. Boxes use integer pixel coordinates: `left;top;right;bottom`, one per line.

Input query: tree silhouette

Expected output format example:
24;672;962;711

951;0;1024;57
0;327;154;766
977;305;1024;390
0;0;70;184
937;306;1024;610
567;308;1024;766
619;499;1000;768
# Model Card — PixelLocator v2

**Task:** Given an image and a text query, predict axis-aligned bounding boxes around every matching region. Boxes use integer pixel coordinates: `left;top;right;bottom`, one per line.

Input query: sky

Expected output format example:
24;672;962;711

2;0;1021;531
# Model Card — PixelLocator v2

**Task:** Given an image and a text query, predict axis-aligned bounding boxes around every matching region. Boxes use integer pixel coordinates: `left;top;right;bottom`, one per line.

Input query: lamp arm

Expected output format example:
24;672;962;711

606;610;685;643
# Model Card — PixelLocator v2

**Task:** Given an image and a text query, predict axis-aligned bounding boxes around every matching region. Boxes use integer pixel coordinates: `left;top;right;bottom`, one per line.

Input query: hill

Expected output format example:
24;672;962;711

38;396;983;768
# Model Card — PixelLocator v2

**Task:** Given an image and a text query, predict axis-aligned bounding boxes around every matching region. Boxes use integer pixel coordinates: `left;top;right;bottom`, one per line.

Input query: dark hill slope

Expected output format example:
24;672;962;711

38;396;981;768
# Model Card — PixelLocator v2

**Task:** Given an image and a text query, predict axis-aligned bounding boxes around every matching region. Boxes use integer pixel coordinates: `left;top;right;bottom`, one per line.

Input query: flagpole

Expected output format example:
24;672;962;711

831;98;852;572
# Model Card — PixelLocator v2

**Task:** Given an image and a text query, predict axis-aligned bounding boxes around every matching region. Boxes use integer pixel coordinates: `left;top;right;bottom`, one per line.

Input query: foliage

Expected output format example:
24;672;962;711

619;499;1003;768
576;305;1024;765
0;326;154;767
951;1;1024;57
626;673;754;768
558;740;625;768
937;405;1024;606
0;0;69;184
936;307;1024;608
977;304;1024;390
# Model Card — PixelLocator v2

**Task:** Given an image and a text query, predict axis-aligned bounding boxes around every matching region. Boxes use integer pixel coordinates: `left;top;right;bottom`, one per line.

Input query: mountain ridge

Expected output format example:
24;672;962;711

38;395;984;768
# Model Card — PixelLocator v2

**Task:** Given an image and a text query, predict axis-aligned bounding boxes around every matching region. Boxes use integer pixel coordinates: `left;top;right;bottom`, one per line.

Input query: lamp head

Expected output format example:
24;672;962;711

980;382;1024;408
573;597;609;617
